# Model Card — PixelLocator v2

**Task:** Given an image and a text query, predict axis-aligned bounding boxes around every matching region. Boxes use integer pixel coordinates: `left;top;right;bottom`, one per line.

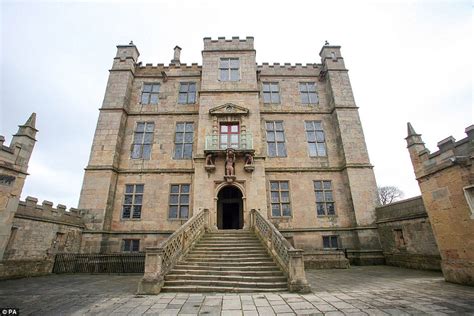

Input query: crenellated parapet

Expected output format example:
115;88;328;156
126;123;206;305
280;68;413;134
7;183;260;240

203;36;254;51
258;63;321;77
135;62;202;77
15;196;86;228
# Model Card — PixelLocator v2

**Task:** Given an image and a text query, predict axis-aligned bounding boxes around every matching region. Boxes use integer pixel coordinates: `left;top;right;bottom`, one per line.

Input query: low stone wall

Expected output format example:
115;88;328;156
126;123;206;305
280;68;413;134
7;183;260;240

304;250;350;269
0;258;54;280
376;196;441;271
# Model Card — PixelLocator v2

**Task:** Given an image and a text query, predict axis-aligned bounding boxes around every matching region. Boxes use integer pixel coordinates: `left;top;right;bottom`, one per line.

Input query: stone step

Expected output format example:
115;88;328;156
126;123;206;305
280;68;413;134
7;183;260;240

161;285;288;293
190;249;266;255
173;264;280;271
175;261;278;268
194;244;264;249
186;253;271;260
163;279;288;289
165;274;287;283
169;269;284;276
184;257;274;263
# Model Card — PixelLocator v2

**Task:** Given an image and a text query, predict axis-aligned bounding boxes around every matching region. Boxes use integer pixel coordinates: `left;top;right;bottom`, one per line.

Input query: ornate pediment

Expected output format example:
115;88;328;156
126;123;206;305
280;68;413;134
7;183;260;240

209;103;249;116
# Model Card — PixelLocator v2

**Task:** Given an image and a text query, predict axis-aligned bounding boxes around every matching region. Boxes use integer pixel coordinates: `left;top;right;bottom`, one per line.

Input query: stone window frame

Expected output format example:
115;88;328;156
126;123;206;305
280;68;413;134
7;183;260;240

178;82;197;104
322;235;339;249
140;83;161;105
121;184;144;220
173;122;194;160
299;82;319;105
168;184;191;220
269;180;292;218
219;57;240;82
122;239;140;252
463;185;474;219
314;180;336;216
131;121;154;160
262;82;281;104
305;121;327;157
265;121;287;158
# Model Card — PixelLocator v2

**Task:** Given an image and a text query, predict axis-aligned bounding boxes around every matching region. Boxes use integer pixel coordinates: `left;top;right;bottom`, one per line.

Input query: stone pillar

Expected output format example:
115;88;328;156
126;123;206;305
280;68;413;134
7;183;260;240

137;248;165;294
288;249;311;293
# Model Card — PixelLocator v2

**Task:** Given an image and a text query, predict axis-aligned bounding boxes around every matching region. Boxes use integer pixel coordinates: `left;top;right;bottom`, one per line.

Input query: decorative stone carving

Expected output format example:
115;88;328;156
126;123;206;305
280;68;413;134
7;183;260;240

225;148;235;176
244;153;255;172
204;153;216;172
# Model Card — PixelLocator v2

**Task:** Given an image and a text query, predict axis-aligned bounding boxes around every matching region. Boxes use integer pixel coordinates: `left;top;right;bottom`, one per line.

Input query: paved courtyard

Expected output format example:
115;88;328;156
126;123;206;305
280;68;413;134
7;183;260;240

0;266;473;315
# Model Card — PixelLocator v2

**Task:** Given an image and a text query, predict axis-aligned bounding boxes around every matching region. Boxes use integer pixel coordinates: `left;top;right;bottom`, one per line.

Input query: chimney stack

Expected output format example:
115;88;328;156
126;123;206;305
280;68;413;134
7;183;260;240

171;46;181;65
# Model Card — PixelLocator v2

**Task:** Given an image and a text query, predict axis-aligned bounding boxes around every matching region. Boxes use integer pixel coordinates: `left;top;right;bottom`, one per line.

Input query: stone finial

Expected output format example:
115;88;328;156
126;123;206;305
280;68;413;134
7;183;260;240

24;112;36;129
407;122;418;137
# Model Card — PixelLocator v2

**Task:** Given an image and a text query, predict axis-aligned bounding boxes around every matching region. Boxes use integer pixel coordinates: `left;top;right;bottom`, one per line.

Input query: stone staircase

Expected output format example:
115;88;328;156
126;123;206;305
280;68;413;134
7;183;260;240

161;230;288;292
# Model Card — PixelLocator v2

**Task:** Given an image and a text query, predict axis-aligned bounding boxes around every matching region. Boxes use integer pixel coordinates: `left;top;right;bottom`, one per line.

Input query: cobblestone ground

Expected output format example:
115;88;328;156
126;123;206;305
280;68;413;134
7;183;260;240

0;266;473;315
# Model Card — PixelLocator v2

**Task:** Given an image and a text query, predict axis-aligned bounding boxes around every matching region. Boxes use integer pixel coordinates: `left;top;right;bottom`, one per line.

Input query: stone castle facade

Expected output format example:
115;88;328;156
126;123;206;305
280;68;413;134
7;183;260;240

77;36;382;264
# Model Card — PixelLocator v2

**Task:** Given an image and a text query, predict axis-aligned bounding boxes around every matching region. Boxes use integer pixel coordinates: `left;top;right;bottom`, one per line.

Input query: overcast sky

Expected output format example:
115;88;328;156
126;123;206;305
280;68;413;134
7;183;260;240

0;0;472;208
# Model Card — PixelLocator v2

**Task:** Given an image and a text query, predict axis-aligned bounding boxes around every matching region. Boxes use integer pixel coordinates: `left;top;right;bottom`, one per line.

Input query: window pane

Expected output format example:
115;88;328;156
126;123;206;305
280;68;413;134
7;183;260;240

152;84;160;92
220;69;228;81
271;191;280;203
184;132;193;143
314;121;322;130
263;93;271;103
125;185;134;193
170;185;179;193
316;131;325;142
180;206;189;218
230;69;239;81
143;84;152;92
230;58;239;68
134;194;143;205
307;83;316;92
144;133;153;143
182;123;192;132
131;145;141;159
181;185;190;193
271;84;279;92
135;185;144;193
331;236;338;247
323;181;332;190
183;144;193;158
280;191;289;202
270;182;279;190
188;92;196;103
275;122;283;131
122;205;131;218
169;194;178;204
142;145;151;159
230;135;238;144
180;195;189;204
267;131;275;142
309;92;318;104
317;143;327;156
305;121;314;131
132;205;141;218
308;143;317;157
307;131;316;142
220;59;229;68
316;191;324;202
220;135;228;144
178;93;187;104
325;191;333;202
276;132;284;142
299;83;307;92
271;93;280;103
327;203;335;215
314;181;322;190
136;123;145;132
150;94;159;104
179;83;188;92
317;203;325;216
323;236;330;248
124;195;133;204
175;132;184;143
189;83;196;92
134;133;144;144
268;143;276;157
169;206;178;218
263;84;270;92
174;145;183;159
221;125;228;133
132;240;140;252
266;122;274;130
176;123;185;132
271;204;281;217
141;93;149;104
277;144;286;157
301;93;309;104
123;240;131;251
280;182;289;190
230;125;238;133
282;204;291;216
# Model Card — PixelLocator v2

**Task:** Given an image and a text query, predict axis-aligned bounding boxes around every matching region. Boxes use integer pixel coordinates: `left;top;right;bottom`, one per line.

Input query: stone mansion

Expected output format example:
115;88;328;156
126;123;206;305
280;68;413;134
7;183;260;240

77;36;382;264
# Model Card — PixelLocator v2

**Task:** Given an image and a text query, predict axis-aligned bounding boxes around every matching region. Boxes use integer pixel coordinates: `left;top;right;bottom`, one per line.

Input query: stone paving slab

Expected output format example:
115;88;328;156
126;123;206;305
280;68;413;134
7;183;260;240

0;266;473;315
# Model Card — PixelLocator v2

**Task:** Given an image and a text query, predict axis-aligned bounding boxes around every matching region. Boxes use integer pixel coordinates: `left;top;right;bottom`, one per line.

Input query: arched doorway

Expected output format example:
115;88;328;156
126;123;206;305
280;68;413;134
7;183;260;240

217;186;243;230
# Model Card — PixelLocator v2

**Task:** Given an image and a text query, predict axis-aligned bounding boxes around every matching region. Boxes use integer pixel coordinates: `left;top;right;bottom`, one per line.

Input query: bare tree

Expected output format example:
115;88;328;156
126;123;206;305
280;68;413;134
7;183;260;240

378;186;404;205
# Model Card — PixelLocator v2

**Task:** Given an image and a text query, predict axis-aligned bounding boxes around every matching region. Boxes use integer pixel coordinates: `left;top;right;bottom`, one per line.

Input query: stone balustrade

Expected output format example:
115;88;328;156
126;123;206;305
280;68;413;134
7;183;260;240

137;208;210;294
250;209;311;293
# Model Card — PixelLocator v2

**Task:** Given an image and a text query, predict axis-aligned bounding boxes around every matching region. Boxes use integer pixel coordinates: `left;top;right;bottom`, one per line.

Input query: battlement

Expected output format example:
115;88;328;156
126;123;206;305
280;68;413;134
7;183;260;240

258;63;321;77
15;196;85;227
137;62;202;70
203;36;254;51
